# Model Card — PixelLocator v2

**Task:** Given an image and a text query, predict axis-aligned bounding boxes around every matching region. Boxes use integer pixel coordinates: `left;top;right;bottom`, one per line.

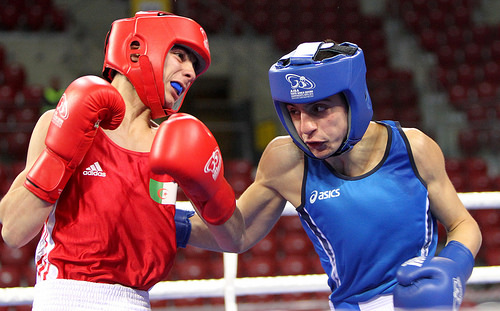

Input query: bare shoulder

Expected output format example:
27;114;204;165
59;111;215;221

256;136;304;202
402;127;446;181
260;136;303;174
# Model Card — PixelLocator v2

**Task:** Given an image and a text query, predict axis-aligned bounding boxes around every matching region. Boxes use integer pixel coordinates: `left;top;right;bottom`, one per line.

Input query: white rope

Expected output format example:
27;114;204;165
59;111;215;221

1;266;499;306
179;191;500;215
2;191;500;307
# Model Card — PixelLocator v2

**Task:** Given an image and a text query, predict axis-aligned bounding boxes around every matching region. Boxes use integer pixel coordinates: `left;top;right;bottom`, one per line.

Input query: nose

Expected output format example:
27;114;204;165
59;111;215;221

299;113;317;136
183;62;196;82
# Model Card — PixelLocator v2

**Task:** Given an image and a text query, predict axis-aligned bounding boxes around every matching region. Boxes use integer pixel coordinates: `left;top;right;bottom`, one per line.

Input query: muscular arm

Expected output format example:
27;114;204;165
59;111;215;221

189;136;303;253
405;128;482;256
0;111;55;248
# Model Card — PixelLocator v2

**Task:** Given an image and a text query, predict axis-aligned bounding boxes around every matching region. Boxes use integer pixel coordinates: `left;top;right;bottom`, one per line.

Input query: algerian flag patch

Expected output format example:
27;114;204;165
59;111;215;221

149;179;178;204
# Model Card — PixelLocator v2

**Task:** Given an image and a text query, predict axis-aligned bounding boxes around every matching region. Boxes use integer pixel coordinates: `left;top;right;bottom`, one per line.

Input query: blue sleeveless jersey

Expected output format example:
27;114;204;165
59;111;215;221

298;121;437;307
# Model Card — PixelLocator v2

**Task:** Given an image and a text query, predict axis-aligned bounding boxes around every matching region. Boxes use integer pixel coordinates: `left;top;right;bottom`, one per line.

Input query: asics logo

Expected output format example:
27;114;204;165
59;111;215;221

286;74;316;90
204;148;221;181
309;188;340;204
83;161;106;177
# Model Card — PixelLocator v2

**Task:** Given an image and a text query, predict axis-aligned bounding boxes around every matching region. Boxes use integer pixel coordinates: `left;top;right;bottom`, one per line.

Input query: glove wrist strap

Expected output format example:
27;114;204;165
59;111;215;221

438;240;474;281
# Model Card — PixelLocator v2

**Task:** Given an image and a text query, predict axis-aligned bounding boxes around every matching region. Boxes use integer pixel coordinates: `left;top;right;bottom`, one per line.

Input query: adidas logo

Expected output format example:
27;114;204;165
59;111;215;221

83;161;106;177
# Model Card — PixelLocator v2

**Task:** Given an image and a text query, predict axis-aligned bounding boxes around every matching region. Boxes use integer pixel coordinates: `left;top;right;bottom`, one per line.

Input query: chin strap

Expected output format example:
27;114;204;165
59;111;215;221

138;55;164;117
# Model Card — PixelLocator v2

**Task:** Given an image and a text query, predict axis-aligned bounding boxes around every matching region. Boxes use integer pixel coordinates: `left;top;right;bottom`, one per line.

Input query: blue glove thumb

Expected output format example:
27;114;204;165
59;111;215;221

394;241;474;311
175;209;195;248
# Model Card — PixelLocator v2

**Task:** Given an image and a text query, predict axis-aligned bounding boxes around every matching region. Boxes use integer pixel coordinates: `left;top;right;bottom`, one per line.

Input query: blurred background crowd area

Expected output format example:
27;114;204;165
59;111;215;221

1;0;500;309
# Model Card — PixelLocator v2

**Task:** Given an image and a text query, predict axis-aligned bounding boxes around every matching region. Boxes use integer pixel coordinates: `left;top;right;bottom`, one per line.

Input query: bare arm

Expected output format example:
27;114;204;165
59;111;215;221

189;136;303;253
405;128;482;256
0;110;55;248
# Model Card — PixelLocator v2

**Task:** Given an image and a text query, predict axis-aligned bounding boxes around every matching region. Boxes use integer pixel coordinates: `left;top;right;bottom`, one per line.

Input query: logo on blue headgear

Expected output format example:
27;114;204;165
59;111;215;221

268;41;373;158
286;74;316;100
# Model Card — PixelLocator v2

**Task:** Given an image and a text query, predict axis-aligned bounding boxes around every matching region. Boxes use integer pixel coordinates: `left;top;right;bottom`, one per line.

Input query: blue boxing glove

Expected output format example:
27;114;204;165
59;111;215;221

394;241;474;311
175;209;195;248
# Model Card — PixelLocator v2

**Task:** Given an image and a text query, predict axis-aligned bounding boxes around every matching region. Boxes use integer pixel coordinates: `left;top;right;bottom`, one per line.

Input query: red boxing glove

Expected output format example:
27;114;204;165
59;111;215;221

149;113;236;225
25;75;125;203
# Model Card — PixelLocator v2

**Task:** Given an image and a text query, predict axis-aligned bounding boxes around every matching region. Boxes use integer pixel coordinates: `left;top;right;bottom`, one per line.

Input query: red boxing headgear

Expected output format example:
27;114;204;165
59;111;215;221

103;11;211;119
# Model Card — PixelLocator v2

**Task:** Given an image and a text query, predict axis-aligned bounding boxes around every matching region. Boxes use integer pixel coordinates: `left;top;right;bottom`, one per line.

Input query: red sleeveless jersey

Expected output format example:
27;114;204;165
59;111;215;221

36;128;178;291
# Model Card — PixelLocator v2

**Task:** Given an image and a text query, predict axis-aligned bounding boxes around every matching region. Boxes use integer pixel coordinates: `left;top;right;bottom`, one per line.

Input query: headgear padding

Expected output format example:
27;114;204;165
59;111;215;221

103;11;211;119
269;41;372;158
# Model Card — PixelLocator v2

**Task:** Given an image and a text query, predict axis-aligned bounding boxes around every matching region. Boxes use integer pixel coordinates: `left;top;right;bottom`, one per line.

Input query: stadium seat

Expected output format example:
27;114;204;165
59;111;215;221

5;132;31;157
0;243;33;266
458;130;480;156
248;232;278;256
465;104;490;123
281;232;314;255
175;258;209;280
0;85;17;108
22;85;44;108
26;5;45;31
3;62;26;93
0;265;22;287
0;4;21;30
277;216;303;234
476;81;498;100
278;255;310;275
474;209;500;230
239;255;277;277
483;61;500;84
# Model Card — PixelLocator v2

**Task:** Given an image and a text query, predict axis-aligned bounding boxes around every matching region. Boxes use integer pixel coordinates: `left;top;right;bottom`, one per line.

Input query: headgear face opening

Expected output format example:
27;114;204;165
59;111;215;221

268;41;373;158
103;11;211;119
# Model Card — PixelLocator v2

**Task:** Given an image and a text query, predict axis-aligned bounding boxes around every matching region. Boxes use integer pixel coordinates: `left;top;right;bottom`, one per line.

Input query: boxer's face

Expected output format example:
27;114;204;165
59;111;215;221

162;46;197;108
286;93;348;159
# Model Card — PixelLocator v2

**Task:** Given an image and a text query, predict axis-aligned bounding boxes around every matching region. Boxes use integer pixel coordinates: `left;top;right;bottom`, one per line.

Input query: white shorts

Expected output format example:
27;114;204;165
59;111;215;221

33;279;151;311
330;294;394;311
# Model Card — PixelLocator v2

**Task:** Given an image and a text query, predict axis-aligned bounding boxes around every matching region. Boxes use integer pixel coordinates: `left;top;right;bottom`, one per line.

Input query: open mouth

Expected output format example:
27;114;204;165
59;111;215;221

171;82;183;96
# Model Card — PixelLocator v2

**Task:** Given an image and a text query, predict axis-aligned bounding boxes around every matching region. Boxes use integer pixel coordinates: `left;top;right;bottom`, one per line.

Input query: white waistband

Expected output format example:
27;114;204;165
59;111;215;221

330;294;394;311
33;279;151;311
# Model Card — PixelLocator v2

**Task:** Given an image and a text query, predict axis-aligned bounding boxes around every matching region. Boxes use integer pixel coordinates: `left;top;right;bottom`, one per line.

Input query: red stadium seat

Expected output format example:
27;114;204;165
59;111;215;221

444;26;467;50
464;42;483;63
476;81;498;100
22;85;44;108
465;104;490;123
456;64;478;86
0;265;22;287
227;174;252;197
0;4;21;30
276;216;303;234
0;243;33;266
474;209;500;229
281;232;313;255
278;255;310;275
48;8;67;31
0;85;17;108
239;255;277;277
0;45;5;70
175;258;209;280
14;107;40;125
248;232;278;256
483;61;500;83
5;132;31;157
26;5;45;31
465;157;489;177
458;130;480;156
3;62;26;92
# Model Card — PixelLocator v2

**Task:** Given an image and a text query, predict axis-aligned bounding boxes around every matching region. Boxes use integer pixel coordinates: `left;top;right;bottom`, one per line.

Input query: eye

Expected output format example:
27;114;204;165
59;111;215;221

287;106;299;116
172;49;187;61
311;104;328;114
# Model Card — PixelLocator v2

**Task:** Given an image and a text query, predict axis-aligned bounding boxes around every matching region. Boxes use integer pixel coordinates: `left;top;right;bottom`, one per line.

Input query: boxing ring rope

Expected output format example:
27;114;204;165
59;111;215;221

1;191;500;308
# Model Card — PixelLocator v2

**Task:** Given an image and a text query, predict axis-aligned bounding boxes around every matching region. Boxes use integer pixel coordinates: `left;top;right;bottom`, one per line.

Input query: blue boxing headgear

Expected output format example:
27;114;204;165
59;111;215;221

269;41;373;158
